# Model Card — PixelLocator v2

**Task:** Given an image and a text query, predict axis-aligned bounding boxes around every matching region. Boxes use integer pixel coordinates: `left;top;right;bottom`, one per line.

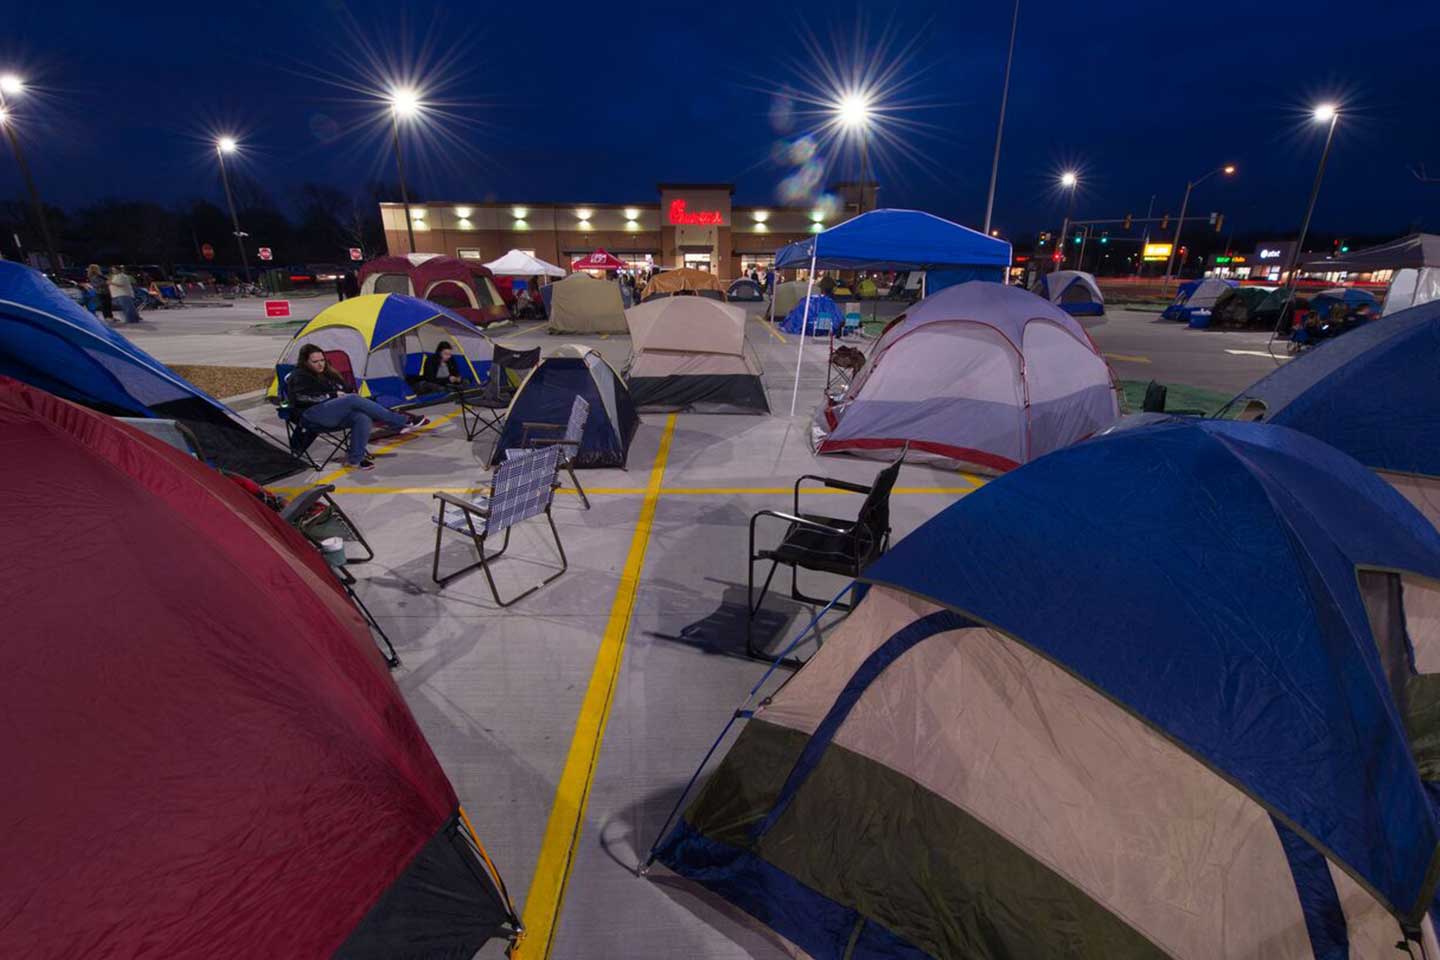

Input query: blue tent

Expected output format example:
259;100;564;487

1310;286;1379;318
0;260;303;482
489;348;638;467
778;295;844;336
774;209;1011;291
1227;297;1440;480
655;417;1440;956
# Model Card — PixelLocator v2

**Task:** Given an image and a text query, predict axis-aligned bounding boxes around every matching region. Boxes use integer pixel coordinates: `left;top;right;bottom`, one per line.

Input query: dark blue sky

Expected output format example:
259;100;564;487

5;0;1439;237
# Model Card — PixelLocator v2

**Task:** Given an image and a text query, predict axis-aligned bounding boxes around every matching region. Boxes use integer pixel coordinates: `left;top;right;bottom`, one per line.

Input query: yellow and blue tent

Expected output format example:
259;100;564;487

268;294;494;408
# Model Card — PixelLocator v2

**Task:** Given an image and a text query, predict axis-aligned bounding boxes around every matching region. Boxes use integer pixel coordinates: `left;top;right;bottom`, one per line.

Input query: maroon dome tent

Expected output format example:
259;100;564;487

0;378;519;958
358;254;511;327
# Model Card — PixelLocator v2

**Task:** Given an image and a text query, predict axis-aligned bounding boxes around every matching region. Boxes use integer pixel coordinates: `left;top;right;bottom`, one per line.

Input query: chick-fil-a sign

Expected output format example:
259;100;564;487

667;199;724;225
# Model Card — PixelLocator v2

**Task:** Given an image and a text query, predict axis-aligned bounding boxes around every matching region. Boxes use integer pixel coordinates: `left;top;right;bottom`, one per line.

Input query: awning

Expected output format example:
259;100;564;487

571;249;627;272
774;209;1012;271
484;249;566;277
1301;233;1440;272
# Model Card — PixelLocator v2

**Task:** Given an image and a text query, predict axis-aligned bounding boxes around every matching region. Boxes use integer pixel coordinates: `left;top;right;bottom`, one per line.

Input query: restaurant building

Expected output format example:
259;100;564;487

379;183;856;277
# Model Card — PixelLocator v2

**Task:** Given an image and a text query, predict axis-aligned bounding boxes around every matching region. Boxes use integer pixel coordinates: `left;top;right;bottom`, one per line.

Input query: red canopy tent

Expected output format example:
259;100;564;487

0;378;518;958
571;248;627;272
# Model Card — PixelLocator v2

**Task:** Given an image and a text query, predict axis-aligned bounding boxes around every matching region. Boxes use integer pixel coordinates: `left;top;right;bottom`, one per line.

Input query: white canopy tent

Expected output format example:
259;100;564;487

483;249;566;278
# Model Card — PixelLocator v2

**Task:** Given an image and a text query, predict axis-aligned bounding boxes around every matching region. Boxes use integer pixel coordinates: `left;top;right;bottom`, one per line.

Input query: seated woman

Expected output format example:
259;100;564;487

412;340;468;395
288;343;429;471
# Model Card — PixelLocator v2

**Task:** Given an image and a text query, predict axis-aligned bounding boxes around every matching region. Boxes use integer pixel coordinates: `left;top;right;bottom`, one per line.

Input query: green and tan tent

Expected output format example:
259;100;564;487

546;274;627;335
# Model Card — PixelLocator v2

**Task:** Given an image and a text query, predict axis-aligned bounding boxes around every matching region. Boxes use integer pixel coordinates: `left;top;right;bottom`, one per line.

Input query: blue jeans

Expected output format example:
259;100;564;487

114;295;140;324
302;394;409;465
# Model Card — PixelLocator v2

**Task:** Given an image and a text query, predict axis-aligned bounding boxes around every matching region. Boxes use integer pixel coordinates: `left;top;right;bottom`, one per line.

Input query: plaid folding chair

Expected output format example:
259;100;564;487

504;395;591;509
431;445;567;605
458;345;541;442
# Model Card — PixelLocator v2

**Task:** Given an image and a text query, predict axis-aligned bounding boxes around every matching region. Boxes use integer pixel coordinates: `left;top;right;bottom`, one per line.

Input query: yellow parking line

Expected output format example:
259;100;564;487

313;410;460;485
754;315;787;343
516;413;678;959
1103;353;1151;364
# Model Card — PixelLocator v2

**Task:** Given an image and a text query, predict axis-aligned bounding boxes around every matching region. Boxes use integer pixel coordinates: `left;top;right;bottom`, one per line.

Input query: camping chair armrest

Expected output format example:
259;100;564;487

525;437;580;449
279;483;338;523
433;491;491;517
750;509;848;547
793;474;871;513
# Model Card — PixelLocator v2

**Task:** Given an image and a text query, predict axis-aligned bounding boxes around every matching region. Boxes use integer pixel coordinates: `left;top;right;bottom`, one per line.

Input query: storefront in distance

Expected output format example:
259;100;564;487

380;183;838;277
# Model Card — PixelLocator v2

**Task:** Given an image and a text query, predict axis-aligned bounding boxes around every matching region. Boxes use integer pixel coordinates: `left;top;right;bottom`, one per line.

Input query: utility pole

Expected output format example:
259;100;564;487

982;0;1019;235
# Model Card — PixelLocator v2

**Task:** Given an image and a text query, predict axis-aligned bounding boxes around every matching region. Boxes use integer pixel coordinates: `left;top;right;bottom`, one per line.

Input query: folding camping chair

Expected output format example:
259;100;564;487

746;450;903;664
280;483;397;667
504;395;591;509
457;345;541;442
431;445;568;605
276;369;354;471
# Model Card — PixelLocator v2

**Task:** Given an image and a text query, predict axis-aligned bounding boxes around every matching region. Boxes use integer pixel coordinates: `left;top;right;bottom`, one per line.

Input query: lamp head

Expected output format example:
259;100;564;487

1222;164;1236;175
836;92;871;130
217;136;238;154
1060;171;1078;189
0;74;22;96
1313;103;1337;123
389;86;422;119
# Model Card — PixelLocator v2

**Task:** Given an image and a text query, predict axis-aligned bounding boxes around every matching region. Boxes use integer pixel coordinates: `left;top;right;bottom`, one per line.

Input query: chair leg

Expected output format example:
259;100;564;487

433;506;495;586
323;493;375;564
746;556;783;662
789;565;857;612
479;516;566;607
567;463;590;509
343;579;400;668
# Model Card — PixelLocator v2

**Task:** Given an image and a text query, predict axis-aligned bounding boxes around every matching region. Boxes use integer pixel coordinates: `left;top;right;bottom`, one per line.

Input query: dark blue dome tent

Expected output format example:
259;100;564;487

648;418;1440;958
0;260;304;483
771;209;1012;415
489;345;638;467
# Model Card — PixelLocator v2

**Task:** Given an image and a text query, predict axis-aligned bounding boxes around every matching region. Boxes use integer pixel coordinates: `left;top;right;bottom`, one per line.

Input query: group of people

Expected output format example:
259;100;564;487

83;264;144;325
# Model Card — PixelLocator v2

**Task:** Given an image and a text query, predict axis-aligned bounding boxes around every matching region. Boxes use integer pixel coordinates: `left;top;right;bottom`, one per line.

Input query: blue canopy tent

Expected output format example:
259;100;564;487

0;260;304;483
772;209;1012;414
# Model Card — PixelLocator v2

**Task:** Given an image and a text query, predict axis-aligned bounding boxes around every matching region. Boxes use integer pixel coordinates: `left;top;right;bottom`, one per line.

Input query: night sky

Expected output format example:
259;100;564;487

4;0;1439;238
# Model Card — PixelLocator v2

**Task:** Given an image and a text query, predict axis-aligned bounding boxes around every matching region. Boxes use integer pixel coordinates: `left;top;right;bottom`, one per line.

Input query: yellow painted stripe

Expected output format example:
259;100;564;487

313;410;461;485
753;314;786;343
1103;352;1151;364
515;413;678;959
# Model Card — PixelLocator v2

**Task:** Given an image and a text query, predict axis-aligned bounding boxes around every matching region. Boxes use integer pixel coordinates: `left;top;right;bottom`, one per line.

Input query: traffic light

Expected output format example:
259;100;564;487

1160;214;1170;230
1123;214;1132;230
1214;213;1225;233
1100;233;1109;244
1341;245;1350;253
1073;234;1082;244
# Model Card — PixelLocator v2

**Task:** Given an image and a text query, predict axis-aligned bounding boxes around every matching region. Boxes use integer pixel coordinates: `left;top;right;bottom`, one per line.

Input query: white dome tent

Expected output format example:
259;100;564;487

813;283;1119;473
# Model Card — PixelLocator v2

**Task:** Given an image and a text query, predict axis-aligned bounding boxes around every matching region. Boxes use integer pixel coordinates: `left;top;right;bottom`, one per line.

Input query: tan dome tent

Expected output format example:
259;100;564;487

624;298;768;413
639;267;727;302
546;273;628;334
772;280;807;319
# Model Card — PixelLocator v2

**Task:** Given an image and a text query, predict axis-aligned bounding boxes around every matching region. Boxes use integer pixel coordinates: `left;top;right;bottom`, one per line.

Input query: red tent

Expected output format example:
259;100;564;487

358;254;511;326
0;378;518;958
571;248;627;272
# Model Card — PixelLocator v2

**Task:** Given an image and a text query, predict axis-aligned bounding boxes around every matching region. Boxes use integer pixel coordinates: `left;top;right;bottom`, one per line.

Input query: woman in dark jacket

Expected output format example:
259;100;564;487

412;340;467;395
287;344;427;470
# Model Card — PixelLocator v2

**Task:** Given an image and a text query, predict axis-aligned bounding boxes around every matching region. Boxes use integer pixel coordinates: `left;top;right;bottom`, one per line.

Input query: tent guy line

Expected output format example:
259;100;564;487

516;413;678;960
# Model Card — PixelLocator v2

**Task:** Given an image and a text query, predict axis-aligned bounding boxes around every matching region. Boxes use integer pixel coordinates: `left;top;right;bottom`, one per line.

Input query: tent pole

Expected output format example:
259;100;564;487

789;251;818;417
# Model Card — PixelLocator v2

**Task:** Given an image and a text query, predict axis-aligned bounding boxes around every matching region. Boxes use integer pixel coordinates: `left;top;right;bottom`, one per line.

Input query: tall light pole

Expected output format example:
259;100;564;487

836;92;872;213
1163;163;1235;289
387;86;421;253
214;137;251;283
983;0;1019;236
1281;104;1340;312
0;74;61;273
1057;171;1078;270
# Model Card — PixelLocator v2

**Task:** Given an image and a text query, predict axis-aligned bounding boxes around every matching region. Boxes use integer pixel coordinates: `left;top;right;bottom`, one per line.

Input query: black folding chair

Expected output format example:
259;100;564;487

505;395;591;509
747;452;903;664
458;345;541;442
431;446;568;606
275;369;353;470
280;484;397;667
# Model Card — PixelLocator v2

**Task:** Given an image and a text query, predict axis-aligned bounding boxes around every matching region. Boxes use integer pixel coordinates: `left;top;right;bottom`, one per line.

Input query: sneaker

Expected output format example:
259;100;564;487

353;458;376;471
401;415;431;434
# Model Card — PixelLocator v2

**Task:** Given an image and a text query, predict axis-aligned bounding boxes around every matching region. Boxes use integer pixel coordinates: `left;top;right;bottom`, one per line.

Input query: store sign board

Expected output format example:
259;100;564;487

1259;248;1282;260
264;300;290;318
667;199;723;225
1142;242;1173;261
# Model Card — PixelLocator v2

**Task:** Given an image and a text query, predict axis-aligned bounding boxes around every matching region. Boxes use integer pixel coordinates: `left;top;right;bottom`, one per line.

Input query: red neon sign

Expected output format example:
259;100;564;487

668;199;723;225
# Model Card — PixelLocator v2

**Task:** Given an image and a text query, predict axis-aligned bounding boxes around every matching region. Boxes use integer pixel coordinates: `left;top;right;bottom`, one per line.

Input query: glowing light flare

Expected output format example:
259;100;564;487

835;91;872;130
388;86;422;119
0;74;22;96
216;136;238;154
752;210;770;223
1222;165;1236;175
575;208;593;220
0;107;8;126
512;206;528;219
624;207;640;221
1060;171;1078;189
1313;103;1337;123
454;206;472;218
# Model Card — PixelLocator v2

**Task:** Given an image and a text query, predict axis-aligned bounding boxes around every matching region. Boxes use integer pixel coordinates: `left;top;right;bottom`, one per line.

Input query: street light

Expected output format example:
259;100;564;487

834;91;873;213
387;86;423;253
1163;162;1236;288
983;0;1020;237
0;73;61;273
1057;171;1078;270
214;136;251;284
1277;104;1341;332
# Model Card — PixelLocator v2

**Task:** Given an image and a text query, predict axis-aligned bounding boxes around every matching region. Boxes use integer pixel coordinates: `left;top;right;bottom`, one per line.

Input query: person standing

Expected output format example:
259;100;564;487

109;265;141;324
86;263;114;322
